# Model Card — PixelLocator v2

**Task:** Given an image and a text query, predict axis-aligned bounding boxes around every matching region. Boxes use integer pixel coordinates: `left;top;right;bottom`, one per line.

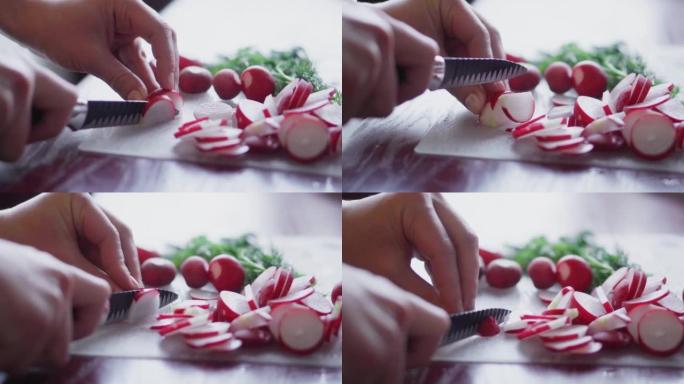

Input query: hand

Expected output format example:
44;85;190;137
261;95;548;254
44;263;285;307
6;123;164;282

0;53;77;161
343;193;479;314
342;2;438;122
342;264;449;384
380;0;506;114
0;239;111;372
0;193;142;291
0;0;178;100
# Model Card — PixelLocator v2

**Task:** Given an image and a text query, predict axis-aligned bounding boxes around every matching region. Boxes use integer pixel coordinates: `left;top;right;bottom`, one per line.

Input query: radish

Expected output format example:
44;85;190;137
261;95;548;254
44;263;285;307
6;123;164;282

544;62;573;94
655;99;684;122
623;95;670;112
601;267;628;292
568;341;602;354
235;99;270;128
591;330;631;348
637;308;684;356
288;275;316;295
477;316;501;337
547;286;575;310
244;284;258;310
558;142;594;156
539;325;587;342
278;306;325;354
193;102;234;120
656;292;684;315
273;267;295;299
312;103;342;127
502;319;532;334
158;313;211;337
542;308;578;319
181;256;209;289
230;307;272;331
257;279;276;307
137;247;159;265
268;287;314;308
544;335;593;352
498;92;535;123
283;114;330;162
546;105;574;119
172;300;211;313
251;267;277;298
584;115;624;136
570;292;606;325
594;286;613;313
181;322;230;340
217;290;250;321
300;291;333;315
572;60;607;98
587;308;630;334
626;269;646;300
288;79;314;110
630;110;676;160
213;69;242;100
538;290;558;305
511;116;548;139
609;73;637;112
331;282;342;303
642;276;666;296
209;254;244;292
275;81;297;114
535;127;584;143
509;63;541;92
573;96;606;126
157;313;193;320
623;288;669;311
485;259;522;289
478;248;503;266
645;82;674;101
186;333;235;349
141;258;176;287
283;99;330;115
517;316;569;340
550;94;576;107
627;304;660;342
626;74;650;106
241;65;275;102
179;66;212;94
521;314;558;321
233;329;272;347
195;142;250;156
527;257;557;289
268;303;294;341
127;289;161;324
556;255;592;292
150;318;179;330
142;94;178;126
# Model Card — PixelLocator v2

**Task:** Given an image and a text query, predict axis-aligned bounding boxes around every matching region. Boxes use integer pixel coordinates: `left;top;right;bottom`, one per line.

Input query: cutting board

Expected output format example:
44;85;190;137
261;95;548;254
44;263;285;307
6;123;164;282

70;236;342;367
419;234;684;367
78;0;341;177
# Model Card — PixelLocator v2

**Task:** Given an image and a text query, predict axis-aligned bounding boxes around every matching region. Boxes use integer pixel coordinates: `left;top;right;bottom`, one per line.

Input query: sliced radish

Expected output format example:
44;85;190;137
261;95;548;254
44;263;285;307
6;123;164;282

218;291;250;322
626;75;648;106
601;267;628;292
208;338;243;352
499;92;536;123
244;284;258;310
233;328;272;347
142;95;178;126
502;319;533;334
538;137;585;151
558;142;594;155
642;276;666;296
275;81;297;114
313;103;342;127
189;289;219;301
283;99;330;115
128;289;161;324
230;307;271;331
172;300;211;313
181;322;230;340
235;99;269;129
278;305;325;354
297;290;332;315
645;82;674;101
574;96;606;126
594;286;613;313
546;105;574;119
655;99;684;122
584;115;624;136
268;287;314;308
538;290;558;305
623;288;670;312
547;287;575;310
283;114;330;162
656;291;684;315
521;314;558;321
569;341;602;354
480;99;513;129
288;79;314;110
158;314;211;337
539;325;588;342
193;101;235;120
570;292;607;325
625;268;640;300
544;335;592;352
288;275;316;295
242;120;277;138
150;318;180;330
306;88;336;105
186;333;234;349
511;115;547;139
551;94;576;106
251;267;277;297
588;308;630;335
623;94;671;112
630;110;676;160
637;308;684;356
609;73;636;112
591;330;632;348
627;304;660;342
535;127;583;142
517;316;569;340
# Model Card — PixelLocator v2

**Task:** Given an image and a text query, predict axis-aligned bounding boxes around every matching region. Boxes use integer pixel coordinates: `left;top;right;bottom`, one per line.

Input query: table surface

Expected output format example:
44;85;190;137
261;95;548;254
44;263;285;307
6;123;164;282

343;0;684;192
0;0;341;193
3;192;342;384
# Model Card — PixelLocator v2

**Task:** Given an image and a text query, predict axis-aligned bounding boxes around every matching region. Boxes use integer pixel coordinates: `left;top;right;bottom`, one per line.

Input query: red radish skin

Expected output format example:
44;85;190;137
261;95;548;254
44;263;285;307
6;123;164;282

479;248;503;266
544;62;573;94
477;316;501;337
278;306;325;354
213;69;242;100
158;314;211;337
230;307;272;331
527;257;557;289
209;255;245;292
556;255;592;292
572;60;607;98
142;95;177;126
137;247;160;265
128;289;160;324
235;99;269;129
241;66;275;102
181;322;231;340
656;292;684;315
574;96;606;126
517;316;570;340
509;63;541;92
511;115;546;139
499;92;535;123
180;256;209;289
141;258;176;287
179;66;212;94
637;308;684;356
331;282;342;303
594;286;613;313
485;259;522;289
179;56;203;70
547;286;575;310
570;292;606;325
217;291;250;321
611;279;630;309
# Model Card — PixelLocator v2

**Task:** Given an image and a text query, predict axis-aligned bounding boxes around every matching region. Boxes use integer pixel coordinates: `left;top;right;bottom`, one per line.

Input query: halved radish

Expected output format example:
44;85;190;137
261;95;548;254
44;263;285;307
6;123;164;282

538;137;585;151
544;335;593;352
569;341;602;354
656;291;684;315
193;101;234;120
655;99;684;122
538;290;558;305
288;79;314;110
571;292;607;325
630;110;676;160
587;308;630;335
517;316;570;340
550;94;576;107
268;287;314;308
313;103;342;127
625;268;640;300
251;266;277;297
623;288;670;312
574;96;606;126
218;291;250;322
189;289;219;301
230;307;272;331
235;99;269;129
637;308;684;356
572;61;607;98
499;92;535;122
540;325;588;342
627;304;660;342
278;305;325;354
546;105;574;119
600;267;628;292
594;286;613;313
181;322;230;340
283;114;330;162
591;330;631;348
535;127;584;142
611;279;630;309
208;338;243;352
556;255;592;292
186;333;235;349
623;95;671;112
479;98;513;129
142;95;178;126
128;289;161;324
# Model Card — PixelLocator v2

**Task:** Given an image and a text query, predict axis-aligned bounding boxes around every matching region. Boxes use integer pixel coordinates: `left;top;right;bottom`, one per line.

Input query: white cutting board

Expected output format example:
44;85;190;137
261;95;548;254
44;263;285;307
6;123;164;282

421;234;684;367
70;236;342;368
415;47;684;174
78;0;341;177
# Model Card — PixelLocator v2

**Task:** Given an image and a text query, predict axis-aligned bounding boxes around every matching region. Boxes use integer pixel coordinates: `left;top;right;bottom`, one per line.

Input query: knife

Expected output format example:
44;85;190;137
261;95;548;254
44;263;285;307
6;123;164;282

428;56;527;90
32;100;147;131
440;307;511;346
104;289;178;324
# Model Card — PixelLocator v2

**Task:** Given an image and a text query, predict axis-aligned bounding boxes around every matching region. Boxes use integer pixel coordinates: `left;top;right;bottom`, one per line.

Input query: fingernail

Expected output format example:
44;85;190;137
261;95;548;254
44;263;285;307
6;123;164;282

127;89;144;100
465;93;484;113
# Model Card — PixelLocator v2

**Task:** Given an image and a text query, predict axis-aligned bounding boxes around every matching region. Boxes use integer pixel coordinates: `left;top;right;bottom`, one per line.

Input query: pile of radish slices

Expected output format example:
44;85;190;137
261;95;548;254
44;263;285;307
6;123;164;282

482;74;684;159
146;267;342;354
174;79;341;162
503;267;684;356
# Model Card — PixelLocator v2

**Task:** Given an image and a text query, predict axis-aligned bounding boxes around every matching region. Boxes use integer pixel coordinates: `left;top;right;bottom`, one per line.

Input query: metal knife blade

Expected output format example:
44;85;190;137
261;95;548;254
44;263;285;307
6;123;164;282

441;307;511;346
66;100;147;131
104;289;178;324
428;57;527;90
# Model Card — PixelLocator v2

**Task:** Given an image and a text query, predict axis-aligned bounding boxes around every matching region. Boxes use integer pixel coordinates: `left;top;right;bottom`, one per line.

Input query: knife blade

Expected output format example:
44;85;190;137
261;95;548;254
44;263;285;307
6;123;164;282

104;289;178;324
428;56;527;90
441;307;511;346
62;100;147;131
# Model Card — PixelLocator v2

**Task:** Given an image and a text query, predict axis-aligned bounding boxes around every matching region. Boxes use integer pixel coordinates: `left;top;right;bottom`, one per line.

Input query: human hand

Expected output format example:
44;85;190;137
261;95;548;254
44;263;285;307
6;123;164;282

0;193;142;291
380;0;506;114
0;53;77;161
0;0;178;100
342;2;438;122
342;264;449;384
0;239;110;372
343;193;479;313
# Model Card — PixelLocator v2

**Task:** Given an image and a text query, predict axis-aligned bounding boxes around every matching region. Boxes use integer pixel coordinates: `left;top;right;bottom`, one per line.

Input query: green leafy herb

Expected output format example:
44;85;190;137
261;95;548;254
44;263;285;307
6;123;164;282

207;47;341;104
534;42;679;97
167;234;292;285
506;231;637;288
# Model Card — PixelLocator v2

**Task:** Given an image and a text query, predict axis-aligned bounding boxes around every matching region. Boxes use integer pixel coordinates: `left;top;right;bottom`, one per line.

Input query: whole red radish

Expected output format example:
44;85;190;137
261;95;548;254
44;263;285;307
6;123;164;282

505;53;526;63
544;61;573;94
479;248;502;266
485;259;522;289
527;256;557;289
137;246;159;265
180;256;210;288
209;254;245;292
477;316;501;337
179;55;203;70
331;282;342;303
213;69;242;100
241;66;275;102
141;258;176;287
179;66;212;94
572;60;607;98
509;63;541;92
556;255;592;292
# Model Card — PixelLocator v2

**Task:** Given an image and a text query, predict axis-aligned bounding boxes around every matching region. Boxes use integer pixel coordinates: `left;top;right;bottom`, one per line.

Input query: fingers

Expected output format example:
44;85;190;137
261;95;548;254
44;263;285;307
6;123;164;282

404;294;449;368
42;295;72;367
397;267;442;309
0;58;32;161
90;50;148;100
359;8;397;118
103;210;142;285
474;11;507;93
117;38;160;93
69;266;111;340
390;17;439;104
29;66;77;142
431;194;480;311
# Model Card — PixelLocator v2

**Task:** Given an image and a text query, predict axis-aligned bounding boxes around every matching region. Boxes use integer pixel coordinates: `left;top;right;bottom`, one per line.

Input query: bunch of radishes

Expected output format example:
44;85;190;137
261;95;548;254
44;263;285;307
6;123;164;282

147;267;342;355
500;266;684;356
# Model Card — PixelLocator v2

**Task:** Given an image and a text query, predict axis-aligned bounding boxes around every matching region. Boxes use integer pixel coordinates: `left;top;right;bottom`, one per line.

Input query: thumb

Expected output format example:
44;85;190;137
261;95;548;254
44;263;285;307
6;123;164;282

90;52;148;100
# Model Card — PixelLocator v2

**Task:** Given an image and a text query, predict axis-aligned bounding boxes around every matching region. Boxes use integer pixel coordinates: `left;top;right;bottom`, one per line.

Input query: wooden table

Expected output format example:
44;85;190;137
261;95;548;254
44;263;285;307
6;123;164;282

0;0;341;193
2;193;341;384
343;0;684;192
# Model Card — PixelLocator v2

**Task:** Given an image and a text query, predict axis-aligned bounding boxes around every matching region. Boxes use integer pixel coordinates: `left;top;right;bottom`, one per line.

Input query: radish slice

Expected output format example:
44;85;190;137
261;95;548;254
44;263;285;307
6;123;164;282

542;308;578;319
521;314;558;321
627;304;660;342
623;288;669;312
538;290;558;305
300;291;333;315
208;338;243;352
642;276;666;296
551;95;576;106
588;308;630;335
268;287;314;308
186;333;234;349
544;335;593;352
195;142;249;156
158;314;211;337
517;316;569;340
610;73;636;112
559;142;594;155
305;88;336;105
150;318;180;330
630;110;676;160
181;322;230;339
480;99;514;129
193;102;234;120
283;99;330;115
569;341;602;354
288;275;316;295
172;300;211;313
637;308;684;356
502;319;533;334
218;291;251;322
623;95;671;112
592;330;631;348
278;305;325;354
499;92;536;122
540;325;588;342
128;289;160;324
574;96;606;126
645;82;674;101
595;286;613;313
235;99;269;129
535;127;584;142
655;99;684;122
242;120;277;138
283;114;330;162
230;307;272;331
312;103;342;127
584;115;624;135
547;105;574;119
142;96;178;126
275;81;297;114
626;75;648;106
657;292;684;315
189;289;219;301
570;292;607;325
233;328;272;347
601;267;628;292
548;287;575;310
251;267;278;298
511;115;548;139
538;137;585;151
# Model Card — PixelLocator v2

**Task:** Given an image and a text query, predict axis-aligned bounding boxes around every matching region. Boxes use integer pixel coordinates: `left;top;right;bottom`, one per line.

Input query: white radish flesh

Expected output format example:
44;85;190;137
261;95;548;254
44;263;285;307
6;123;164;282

550;94;576;106
142;97;177;126
218;291;250;321
601;267;628;292
595;286;613;313
182;322;230;339
538;290;558;305
193;102;234;120
645;83;674;101
546;105;574;119
544;335;592;352
574;96;606;126
534;127;584;142
547;287;575;310
235;99;270;128
630;110;676;160
268;287;314;308
637;308;684;356
539;325;588;342
300;291;333;315
657;292;684;315
569;341;602;354
230;307;272;331
570;292;607;325
623;288;669;311
288;275;316;295
623;95;671;112
313;103;342;127
655;99;684;122
128;289;161;324
627;304;660;342
186;333;235;349
587;308;630;335
278;306;325;354
558;142;594;155
158;314;211;337
538;137;585;151
499;92;536;123
283;115;330;162
517;316;569;340
189;289;219;301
